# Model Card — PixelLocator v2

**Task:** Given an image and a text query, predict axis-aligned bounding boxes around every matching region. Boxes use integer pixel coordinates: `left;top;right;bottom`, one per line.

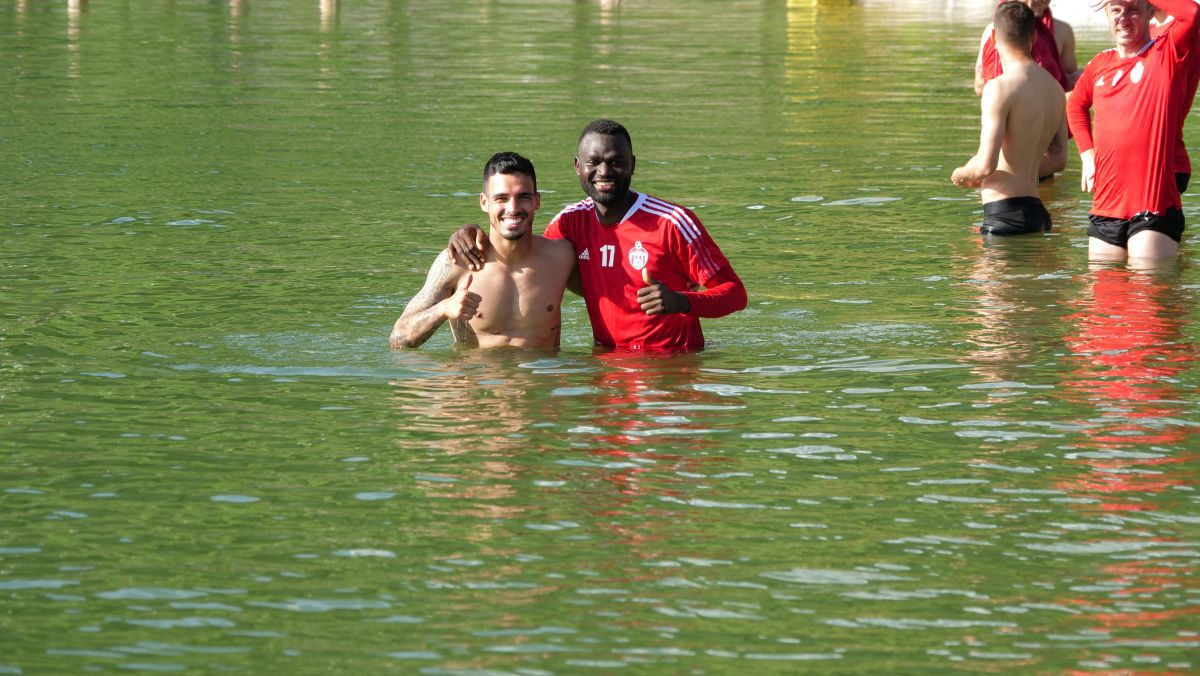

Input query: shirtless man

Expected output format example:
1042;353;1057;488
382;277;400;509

1067;0;1198;260
389;152;576;349
973;0;1077;178
952;1;1066;236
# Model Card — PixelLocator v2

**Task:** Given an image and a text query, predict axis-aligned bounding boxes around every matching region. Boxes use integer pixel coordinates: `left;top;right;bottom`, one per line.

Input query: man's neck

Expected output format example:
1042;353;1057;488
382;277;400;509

594;191;637;226
488;231;533;265
1116;36;1153;59
997;43;1035;72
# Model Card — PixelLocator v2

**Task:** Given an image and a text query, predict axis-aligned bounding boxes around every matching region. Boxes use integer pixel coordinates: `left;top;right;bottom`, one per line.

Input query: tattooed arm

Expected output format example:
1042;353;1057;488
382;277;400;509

389;250;481;349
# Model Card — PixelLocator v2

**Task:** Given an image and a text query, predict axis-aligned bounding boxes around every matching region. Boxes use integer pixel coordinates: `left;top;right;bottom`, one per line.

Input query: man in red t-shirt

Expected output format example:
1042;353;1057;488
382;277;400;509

451;120;747;351
1067;0;1199;260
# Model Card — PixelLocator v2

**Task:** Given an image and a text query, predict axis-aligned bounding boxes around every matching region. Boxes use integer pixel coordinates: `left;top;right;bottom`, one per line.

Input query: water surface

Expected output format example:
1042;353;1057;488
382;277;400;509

2;0;1198;672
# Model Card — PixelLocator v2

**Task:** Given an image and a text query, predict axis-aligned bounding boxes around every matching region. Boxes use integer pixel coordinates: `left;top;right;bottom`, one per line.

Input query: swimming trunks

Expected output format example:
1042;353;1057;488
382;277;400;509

980;196;1053;236
1087;207;1185;247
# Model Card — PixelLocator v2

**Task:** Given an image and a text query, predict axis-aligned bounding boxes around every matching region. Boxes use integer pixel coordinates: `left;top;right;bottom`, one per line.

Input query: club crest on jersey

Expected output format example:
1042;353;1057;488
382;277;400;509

628;241;649;271
1130;61;1145;84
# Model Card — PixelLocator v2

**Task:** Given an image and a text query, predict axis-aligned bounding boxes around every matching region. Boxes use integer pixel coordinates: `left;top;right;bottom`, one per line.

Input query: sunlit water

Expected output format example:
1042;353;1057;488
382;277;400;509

2;1;1198;672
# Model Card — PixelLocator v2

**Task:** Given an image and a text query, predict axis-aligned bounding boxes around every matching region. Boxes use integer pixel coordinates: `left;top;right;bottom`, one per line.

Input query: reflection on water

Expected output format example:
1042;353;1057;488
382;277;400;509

1062;266;1198;509
2;0;1198;672
959;236;1069;380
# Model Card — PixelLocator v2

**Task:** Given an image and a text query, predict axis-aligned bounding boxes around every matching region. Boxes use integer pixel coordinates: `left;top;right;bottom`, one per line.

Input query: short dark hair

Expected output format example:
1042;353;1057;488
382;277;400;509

482;151;536;191
994;1;1036;49
578;119;633;151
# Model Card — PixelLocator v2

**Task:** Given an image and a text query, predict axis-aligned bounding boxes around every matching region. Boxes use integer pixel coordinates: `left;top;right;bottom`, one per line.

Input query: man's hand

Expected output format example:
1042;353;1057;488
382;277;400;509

440;274;481;321
951;165;984;188
1080;149;1096;193
637;268;690;316
449;225;487;271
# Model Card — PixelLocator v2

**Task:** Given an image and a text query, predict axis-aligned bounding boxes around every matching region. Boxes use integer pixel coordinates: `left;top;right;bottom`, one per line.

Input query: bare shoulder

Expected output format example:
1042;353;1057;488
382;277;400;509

534;235;575;256
981;75;1006;100
429;248;470;286
533;235;578;270
1053;18;1074;39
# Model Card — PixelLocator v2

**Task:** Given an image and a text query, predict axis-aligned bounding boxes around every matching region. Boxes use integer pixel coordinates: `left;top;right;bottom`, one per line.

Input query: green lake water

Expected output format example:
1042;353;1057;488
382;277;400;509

2;0;1198;672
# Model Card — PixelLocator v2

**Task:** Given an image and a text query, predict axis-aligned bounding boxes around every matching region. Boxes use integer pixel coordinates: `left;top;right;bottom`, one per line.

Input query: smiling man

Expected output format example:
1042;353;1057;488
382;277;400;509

1067;0;1199;260
451;120;747;352
389;152;576;349
545;119;747;351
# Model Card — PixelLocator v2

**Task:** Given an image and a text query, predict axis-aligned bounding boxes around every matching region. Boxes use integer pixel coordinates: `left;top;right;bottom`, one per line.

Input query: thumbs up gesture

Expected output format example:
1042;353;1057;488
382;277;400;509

637;268;690;316
442;273;482;321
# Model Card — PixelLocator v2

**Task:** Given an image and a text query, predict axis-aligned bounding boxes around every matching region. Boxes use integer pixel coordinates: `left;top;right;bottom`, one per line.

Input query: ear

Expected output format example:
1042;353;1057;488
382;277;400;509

630;154;637;176
479;192;487;212
534;191;542;210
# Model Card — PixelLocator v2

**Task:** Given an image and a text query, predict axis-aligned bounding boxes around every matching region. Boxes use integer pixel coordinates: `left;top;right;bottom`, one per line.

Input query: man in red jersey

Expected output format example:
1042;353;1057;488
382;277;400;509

1150;3;1200;193
451;120;747;351
1067;0;1199;260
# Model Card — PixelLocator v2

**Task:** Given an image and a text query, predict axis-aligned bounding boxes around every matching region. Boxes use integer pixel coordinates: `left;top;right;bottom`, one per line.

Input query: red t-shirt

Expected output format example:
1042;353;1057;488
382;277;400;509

1067;0;1199;218
1151;15;1200;176
981;6;1071;91
544;192;734;351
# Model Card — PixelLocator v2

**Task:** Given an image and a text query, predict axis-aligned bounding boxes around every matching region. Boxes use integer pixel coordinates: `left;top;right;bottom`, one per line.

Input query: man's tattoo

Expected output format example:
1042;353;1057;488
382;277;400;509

394;252;461;348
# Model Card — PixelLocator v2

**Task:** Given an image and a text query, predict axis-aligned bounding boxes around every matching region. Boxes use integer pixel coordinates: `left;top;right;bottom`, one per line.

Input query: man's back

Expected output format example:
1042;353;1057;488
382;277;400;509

981;62;1064;203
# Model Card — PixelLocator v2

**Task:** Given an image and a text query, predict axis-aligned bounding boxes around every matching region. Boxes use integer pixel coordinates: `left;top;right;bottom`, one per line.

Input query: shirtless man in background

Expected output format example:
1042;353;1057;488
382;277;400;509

389;152;576;349
952;1;1066;235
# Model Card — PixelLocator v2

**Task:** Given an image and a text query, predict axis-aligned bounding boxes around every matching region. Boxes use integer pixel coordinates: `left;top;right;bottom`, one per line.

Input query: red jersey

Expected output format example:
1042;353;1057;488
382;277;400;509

981;6;1071;91
1067;0;1199;219
1151;15;1200;176
544;192;734;352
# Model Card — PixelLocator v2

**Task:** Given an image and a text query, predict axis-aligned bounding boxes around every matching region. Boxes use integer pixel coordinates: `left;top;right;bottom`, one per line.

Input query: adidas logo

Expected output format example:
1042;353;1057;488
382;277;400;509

578;248;590;261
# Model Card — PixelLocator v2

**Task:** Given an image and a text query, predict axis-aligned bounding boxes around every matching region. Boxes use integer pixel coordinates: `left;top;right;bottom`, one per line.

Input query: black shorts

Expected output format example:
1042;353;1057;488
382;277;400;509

1088;207;1185;248
980;196;1053;236
1177;172;1191;194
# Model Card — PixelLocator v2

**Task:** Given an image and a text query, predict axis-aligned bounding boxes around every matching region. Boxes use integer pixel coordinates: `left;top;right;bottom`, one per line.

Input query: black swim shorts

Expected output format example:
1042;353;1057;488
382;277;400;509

980;196;1053;236
1087;207;1185;248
